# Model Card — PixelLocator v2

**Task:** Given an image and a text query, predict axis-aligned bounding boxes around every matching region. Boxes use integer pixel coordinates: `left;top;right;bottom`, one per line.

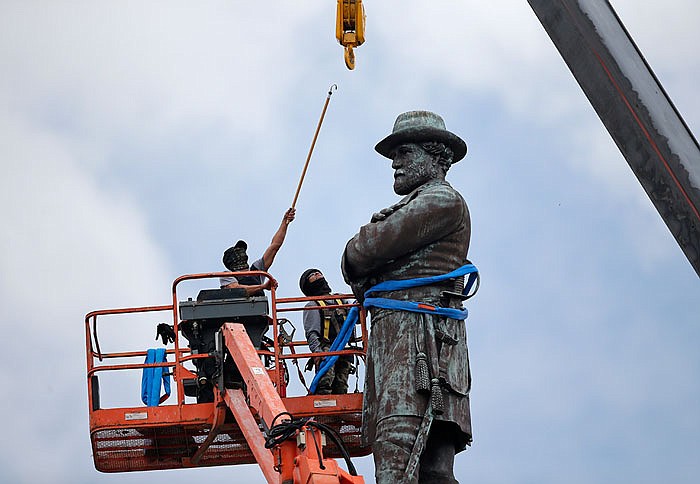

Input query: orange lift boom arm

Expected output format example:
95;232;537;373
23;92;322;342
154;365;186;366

221;322;364;484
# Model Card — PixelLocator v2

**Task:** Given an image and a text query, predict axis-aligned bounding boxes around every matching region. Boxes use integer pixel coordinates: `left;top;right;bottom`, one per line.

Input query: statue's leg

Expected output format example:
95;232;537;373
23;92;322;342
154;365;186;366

418;420;459;484
373;416;421;484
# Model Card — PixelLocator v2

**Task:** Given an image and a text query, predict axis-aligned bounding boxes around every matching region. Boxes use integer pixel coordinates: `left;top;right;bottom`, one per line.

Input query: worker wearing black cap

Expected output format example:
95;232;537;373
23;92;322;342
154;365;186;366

188;208;295;403
220;208;295;293
300;268;353;395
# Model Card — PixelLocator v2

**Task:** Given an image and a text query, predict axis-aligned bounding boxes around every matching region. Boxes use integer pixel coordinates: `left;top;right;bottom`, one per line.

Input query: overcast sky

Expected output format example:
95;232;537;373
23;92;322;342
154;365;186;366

1;1;699;483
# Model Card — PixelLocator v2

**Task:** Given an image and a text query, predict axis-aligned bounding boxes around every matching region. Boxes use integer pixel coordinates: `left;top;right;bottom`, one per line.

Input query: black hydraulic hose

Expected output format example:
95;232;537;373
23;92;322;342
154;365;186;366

305;420;358;476
309;426;326;470
264;412;359;476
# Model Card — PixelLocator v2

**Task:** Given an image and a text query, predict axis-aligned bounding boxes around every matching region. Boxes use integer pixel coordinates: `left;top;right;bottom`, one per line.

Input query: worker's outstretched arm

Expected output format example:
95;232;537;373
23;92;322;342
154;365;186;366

262;208;296;270
222;278;277;295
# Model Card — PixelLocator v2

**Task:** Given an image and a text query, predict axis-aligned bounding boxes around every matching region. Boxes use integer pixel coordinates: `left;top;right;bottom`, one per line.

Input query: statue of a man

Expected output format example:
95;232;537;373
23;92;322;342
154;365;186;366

342;111;473;484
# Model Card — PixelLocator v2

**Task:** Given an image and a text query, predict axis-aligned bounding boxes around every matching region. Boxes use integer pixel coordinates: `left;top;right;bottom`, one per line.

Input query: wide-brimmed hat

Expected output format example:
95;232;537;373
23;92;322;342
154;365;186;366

375;111;467;163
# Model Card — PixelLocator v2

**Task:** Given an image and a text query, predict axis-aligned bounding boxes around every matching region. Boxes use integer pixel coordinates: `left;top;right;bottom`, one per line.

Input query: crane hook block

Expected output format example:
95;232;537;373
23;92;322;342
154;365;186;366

336;0;365;70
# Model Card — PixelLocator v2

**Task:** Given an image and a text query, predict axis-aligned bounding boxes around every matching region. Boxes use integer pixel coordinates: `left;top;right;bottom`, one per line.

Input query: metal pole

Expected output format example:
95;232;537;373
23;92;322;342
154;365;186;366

291;84;337;209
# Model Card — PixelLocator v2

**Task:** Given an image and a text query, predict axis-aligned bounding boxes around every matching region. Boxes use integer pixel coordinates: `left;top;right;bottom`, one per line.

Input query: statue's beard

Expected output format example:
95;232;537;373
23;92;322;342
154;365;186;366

393;164;439;195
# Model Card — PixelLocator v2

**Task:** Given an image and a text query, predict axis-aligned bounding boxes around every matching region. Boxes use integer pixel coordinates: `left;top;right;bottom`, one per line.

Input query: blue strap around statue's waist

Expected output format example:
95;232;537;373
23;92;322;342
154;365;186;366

308;264;478;394
362;298;469;319
363;263;478;320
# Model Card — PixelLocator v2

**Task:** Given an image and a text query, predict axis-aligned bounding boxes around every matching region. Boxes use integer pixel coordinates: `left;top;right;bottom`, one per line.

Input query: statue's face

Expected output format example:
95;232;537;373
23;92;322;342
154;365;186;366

390;143;440;195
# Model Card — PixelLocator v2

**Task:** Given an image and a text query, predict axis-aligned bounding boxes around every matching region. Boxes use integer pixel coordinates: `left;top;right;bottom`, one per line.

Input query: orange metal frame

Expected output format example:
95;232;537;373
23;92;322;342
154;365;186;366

85;271;370;481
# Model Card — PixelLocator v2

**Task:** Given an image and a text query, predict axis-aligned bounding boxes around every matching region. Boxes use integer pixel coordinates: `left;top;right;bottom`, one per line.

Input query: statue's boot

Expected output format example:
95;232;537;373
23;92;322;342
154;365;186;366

374;416;461;484
418;420;459;484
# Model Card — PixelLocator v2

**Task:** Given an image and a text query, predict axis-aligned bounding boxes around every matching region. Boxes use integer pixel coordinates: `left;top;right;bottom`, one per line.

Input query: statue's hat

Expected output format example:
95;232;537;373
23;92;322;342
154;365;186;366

375;111;467;163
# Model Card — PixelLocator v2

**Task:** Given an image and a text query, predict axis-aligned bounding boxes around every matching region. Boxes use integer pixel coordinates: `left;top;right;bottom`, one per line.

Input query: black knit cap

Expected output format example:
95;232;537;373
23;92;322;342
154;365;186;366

299;268;322;296
222;240;248;271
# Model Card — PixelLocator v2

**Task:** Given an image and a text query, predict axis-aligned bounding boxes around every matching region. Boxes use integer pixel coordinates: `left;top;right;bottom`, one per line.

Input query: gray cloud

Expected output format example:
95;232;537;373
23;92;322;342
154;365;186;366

1;1;698;483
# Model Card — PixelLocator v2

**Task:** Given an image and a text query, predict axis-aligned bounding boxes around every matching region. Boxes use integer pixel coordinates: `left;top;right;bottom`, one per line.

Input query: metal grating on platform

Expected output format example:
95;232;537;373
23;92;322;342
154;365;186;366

313;413;372;458
92;424;256;472
92;412;370;473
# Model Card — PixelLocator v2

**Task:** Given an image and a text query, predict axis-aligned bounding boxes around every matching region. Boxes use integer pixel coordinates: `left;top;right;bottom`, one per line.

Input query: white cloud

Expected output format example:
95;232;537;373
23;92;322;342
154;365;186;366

0;1;332;176
0;111;173;481
0;1;698;482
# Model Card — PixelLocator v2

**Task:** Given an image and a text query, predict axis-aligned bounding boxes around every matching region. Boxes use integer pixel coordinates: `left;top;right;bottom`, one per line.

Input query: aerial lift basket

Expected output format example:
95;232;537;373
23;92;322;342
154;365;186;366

85;271;370;479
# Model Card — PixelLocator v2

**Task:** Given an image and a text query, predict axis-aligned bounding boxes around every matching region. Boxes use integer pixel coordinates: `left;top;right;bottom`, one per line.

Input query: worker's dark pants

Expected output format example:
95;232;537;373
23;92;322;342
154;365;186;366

315;342;353;395
373;417;459;484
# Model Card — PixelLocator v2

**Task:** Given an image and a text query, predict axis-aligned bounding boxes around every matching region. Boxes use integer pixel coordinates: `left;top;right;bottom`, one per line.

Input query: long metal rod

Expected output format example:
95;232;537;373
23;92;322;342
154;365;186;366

291;84;337;209
527;0;700;277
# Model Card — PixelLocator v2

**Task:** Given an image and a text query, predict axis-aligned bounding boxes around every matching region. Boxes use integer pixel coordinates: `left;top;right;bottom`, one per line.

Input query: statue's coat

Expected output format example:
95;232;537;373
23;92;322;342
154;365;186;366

342;178;473;450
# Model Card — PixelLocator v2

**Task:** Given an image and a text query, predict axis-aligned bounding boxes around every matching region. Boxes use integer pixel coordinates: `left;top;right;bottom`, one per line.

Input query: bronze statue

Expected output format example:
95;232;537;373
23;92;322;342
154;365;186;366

342;111;473;484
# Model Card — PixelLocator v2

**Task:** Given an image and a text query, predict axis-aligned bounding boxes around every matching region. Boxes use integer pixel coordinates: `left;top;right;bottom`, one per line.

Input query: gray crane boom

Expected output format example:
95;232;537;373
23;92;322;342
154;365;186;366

528;0;700;277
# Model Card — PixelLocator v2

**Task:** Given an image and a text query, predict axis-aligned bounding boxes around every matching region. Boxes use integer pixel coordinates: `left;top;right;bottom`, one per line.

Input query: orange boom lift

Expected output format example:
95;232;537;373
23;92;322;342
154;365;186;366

85;271;369;483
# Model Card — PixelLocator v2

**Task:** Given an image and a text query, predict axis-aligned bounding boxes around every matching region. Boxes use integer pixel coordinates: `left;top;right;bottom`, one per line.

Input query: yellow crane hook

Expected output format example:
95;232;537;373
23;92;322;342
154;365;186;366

336;0;365;70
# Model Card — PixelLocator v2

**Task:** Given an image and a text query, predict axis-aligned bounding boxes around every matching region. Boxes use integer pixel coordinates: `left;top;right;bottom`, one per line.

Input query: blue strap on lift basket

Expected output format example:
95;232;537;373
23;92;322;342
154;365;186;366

141;348;171;406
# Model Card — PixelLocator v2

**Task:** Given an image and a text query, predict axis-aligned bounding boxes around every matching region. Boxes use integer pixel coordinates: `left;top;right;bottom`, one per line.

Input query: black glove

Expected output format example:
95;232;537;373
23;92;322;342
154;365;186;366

261;335;275;349
305;356;322;372
156;323;176;345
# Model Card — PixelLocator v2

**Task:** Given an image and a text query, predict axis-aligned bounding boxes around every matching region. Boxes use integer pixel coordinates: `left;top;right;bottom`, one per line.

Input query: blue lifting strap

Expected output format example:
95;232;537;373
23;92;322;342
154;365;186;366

309;306;359;394
141;348;171;406
309;263;479;394
364;263;479;320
